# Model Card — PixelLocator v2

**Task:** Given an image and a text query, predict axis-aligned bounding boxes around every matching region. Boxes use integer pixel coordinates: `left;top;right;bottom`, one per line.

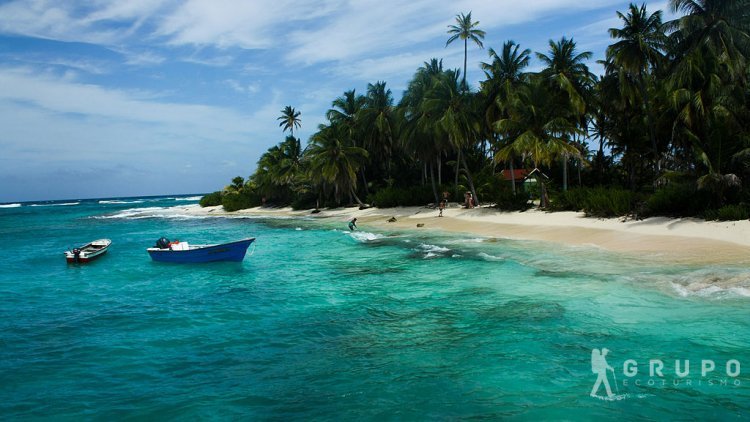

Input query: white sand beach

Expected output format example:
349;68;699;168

179;203;750;264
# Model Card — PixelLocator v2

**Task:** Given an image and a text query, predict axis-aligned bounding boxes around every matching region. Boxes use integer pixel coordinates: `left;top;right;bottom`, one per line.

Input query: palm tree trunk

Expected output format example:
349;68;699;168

562;154;568;192
350;186;364;206
460;152;479;206
463;38;468;89
360;168;369;196
429;162;439;205
510;159;516;195
577;159;582;187
455;149;461;190
540;180;549;208
638;71;659;172
437;155;442;185
597;136;604;184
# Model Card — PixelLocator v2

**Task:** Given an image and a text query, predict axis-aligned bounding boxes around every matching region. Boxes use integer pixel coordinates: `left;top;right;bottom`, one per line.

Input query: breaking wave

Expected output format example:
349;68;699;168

99;200;144;204
92;206;208;220
348;231;385;242
0;203;21;208
30;202;79;207
667;272;750;298
415;243;451;259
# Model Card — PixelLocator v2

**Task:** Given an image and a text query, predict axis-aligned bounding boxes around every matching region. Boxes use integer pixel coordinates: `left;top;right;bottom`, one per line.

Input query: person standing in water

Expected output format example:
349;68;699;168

591;348;615;398
348;218;358;231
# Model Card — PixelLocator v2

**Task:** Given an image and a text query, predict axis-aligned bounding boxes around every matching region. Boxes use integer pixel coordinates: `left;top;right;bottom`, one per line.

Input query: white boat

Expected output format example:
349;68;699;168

65;239;112;263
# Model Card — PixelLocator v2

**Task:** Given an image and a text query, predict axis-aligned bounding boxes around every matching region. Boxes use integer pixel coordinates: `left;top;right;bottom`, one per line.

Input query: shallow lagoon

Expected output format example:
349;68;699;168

1;197;748;419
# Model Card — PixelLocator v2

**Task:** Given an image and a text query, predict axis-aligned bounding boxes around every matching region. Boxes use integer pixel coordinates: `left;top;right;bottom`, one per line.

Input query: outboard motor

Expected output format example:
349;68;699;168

73;248;81;263
156;237;170;249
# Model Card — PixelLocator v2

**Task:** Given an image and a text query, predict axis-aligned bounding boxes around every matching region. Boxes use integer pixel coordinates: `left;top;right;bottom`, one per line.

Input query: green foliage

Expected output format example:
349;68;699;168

493;188;531;211
290;192;319;210
199;191;223;207
704;204;750;221
550;187;590;211
367;185;435;208
582;188;635;217
643;183;708;217
221;190;261;212
550;187;635;217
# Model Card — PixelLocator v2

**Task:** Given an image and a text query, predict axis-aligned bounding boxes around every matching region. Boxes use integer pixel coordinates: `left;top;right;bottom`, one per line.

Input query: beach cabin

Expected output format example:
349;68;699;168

500;168;550;201
501;168;530;189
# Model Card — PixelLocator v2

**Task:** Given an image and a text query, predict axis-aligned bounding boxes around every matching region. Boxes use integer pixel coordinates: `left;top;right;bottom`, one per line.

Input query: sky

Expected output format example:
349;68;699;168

0;0;678;202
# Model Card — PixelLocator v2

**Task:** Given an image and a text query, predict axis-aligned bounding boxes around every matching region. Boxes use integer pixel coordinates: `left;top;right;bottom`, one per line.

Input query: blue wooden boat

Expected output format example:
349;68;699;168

147;237;255;263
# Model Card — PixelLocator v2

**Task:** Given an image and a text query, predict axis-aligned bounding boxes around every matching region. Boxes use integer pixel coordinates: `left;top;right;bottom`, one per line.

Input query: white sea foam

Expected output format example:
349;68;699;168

0;203;21;208
478;252;505;261
30;202;79;207
99;200;144;204
417;244;449;253
174;196;202;201
666;271;750;298
446;237;488;244
348;231;384;242
92;206;208;220
414;243;450;259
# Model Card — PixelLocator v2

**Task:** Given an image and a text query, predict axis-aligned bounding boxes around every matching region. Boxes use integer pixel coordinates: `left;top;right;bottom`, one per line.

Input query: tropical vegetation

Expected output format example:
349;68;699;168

204;1;750;221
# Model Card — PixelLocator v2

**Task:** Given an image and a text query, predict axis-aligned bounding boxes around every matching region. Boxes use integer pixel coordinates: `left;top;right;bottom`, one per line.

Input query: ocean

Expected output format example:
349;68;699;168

1;195;748;419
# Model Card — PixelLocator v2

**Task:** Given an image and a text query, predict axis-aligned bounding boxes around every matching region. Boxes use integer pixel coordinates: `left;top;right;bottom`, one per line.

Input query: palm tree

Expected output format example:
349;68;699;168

277;105;301;137
446;11;486;89
357;81;397;181
399;59;449;204
327;90;365;132
536;37;594;191
494;76;582;207
666;0;750;77
307;124;369;205
666;0;750;201
608;3;666;168
481;40;532;192
327;89;368;192
424;69;481;204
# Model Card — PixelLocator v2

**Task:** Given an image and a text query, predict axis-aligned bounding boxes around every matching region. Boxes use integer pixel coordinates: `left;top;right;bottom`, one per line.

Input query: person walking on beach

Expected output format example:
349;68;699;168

348;218;358;231
438;199;445;217
465;192;474;209
590;348;615;398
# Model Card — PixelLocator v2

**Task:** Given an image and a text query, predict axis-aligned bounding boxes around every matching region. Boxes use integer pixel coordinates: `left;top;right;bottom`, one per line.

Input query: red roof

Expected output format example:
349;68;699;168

501;169;529;181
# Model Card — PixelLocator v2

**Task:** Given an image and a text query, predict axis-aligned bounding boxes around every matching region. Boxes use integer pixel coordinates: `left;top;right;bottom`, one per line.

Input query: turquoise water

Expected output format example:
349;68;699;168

1;196;749;419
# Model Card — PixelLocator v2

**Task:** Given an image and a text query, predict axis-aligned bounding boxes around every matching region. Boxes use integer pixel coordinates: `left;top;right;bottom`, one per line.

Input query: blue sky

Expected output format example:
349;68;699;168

0;0;677;202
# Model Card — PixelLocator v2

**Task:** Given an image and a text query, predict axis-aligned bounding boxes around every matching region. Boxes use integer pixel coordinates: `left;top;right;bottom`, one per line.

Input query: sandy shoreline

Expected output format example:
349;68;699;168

184;203;750;264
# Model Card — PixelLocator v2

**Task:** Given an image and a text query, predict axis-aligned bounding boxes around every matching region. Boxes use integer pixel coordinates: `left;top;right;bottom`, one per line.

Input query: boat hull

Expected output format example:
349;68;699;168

65;239;111;264
147;238;255;263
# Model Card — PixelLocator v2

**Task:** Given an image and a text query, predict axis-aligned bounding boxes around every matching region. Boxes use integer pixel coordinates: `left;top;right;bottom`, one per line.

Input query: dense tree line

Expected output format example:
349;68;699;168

203;1;750;220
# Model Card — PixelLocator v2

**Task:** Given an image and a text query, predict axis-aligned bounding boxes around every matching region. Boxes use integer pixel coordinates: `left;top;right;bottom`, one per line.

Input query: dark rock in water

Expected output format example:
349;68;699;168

311;209;321;214
387;217;397;222
416;223;425;227
359;204;371;210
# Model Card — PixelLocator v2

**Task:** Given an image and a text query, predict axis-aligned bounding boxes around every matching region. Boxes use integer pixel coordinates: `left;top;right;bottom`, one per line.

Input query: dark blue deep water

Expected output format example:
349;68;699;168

1;196;749;419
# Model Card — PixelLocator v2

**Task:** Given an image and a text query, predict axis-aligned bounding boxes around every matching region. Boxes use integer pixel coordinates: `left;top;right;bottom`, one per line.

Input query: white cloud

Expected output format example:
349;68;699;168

0;0;148;44
0;66;285;199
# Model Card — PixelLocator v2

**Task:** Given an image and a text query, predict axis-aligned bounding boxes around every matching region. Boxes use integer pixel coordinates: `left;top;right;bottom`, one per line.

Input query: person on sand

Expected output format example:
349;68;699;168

438;199;445;217
348;218;358;231
465;192;474;209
